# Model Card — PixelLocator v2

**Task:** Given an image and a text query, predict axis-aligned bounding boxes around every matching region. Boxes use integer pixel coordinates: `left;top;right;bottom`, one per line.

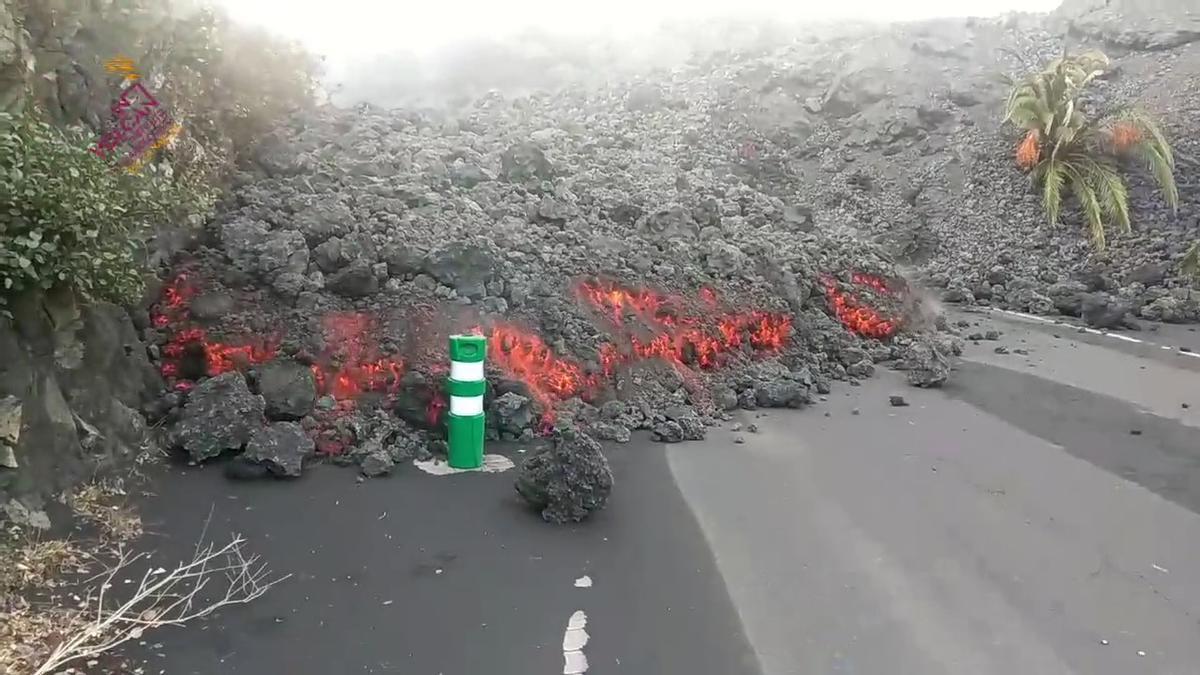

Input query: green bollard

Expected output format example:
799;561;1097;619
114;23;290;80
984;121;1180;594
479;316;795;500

447;334;487;469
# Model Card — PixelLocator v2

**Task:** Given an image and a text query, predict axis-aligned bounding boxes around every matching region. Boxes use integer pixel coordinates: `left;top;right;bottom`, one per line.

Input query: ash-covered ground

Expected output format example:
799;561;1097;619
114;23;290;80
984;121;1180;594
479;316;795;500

134;6;1197;519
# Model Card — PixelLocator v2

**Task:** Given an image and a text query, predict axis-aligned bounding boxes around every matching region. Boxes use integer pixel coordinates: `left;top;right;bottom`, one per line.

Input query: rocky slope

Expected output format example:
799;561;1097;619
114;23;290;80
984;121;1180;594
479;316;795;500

335;7;1200;326
4;1;1198;521
141;93;948;479
144;5;1199;478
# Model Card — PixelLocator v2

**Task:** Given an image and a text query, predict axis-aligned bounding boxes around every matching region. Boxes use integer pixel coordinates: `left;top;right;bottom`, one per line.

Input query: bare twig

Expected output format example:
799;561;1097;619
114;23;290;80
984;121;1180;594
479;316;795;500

33;534;288;675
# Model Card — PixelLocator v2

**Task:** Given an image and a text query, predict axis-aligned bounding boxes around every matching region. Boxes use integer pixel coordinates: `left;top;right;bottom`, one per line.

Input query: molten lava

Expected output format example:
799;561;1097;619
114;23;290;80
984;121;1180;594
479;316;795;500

487;323;599;424
152;276;405;413
577;280;792;370
821;273;901;340
152;274;280;382
850;272;895;297
152;270;798;441
310;313;405;401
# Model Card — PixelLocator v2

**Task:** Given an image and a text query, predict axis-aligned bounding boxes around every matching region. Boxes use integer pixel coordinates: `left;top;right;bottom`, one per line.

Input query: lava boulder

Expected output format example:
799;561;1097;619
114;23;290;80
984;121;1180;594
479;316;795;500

500;141;554;183
1081;293;1132;329
515;428;614;524
175;372;265;462
327;260;379;297
664;406;707;440
652;419;685;443
242;421;313;478
491;392;533;436
423;243;496;300
590;420;632;443
755;378;811;408
257;359;318;420
898;339;952;388
359;448;394;477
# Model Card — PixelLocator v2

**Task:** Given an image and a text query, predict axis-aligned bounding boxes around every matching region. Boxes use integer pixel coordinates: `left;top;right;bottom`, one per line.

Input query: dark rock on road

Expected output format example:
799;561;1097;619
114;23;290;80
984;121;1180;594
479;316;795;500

897;339;953;388
242;421;313;478
515;428;614;523
175;372;265;462
1081;293;1134;329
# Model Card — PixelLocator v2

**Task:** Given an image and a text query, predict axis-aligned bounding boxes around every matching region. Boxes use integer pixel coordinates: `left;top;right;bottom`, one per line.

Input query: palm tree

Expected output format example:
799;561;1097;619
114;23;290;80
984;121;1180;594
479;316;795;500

1002;50;1179;251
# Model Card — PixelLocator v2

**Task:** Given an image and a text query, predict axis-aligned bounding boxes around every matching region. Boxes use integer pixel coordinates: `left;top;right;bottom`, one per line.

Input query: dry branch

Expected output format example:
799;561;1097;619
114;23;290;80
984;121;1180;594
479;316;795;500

33;534;288;675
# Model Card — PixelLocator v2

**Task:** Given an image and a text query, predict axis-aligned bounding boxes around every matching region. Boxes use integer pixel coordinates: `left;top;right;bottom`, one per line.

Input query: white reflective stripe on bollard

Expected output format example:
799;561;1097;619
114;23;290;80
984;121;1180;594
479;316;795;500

450;360;485;382
449;395;484;416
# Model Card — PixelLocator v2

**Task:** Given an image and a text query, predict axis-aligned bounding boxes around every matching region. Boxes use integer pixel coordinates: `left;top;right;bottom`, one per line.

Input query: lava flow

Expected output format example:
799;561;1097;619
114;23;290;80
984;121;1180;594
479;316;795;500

153;274;279;387
577;280;793;370
821;272;901;339
310;313;405;401
487;323;601;426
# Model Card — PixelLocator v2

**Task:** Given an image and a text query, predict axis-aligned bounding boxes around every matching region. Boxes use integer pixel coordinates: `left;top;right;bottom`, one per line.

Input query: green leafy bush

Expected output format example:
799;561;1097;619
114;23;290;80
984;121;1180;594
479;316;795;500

0;111;214;316
1002;50;1178;251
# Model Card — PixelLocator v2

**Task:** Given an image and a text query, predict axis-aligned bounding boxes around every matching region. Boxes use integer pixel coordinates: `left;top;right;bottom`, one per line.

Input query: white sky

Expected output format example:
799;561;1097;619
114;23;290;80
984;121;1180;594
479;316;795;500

213;0;1063;62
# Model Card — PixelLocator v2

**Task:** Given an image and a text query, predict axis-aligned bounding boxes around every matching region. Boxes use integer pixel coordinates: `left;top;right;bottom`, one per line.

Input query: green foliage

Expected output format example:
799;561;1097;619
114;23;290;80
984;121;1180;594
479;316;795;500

1002;51;1179;251
0;111;213;316
0;0;319;317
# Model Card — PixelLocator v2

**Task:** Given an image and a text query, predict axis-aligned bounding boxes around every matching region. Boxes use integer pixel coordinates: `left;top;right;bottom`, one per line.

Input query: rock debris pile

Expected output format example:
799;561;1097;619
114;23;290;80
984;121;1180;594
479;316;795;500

130;6;1197;519
136;57;961;490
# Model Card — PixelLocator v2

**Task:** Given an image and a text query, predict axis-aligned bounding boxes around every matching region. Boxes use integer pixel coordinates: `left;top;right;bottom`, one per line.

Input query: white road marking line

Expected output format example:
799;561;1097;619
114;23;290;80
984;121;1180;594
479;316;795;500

987;308;1200;359
562;610;589;674
413;454;515;476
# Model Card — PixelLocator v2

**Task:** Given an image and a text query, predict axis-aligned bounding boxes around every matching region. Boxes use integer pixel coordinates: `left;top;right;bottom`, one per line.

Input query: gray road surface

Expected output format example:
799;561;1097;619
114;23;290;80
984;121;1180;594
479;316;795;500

669;310;1200;675
132;309;1200;674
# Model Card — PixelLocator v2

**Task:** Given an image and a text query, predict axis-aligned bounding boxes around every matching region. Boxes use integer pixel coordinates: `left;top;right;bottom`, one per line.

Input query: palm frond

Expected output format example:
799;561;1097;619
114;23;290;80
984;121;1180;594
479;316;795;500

1121;108;1175;166
1041;159;1066;225
1182;241;1200;280
1137;141;1180;213
1063;163;1107;250
1000;50;1182;252
1086;157;1131;235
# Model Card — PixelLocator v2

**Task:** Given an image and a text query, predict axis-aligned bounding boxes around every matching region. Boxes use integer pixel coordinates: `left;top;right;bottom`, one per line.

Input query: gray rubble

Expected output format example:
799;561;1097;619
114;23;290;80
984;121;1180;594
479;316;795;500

139;3;1196;481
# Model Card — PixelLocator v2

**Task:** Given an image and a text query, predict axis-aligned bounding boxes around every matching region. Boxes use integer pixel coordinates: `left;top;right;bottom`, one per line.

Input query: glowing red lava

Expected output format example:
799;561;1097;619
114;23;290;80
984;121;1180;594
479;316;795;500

310;313;405;401
152;274;279;384
577;280;793;370
821;273;901;340
152;271;797;441
850;272;895;296
487;323;600;426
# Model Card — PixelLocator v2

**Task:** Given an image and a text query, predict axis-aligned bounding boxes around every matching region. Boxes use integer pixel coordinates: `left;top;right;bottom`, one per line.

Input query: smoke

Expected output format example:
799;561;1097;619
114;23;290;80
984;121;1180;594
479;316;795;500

211;0;1062;107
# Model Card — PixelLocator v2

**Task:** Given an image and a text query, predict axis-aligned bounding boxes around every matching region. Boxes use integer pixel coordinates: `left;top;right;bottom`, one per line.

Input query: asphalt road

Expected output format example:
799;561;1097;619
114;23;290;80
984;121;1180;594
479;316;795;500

132;440;759;674
130;309;1200;675
670;309;1200;675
